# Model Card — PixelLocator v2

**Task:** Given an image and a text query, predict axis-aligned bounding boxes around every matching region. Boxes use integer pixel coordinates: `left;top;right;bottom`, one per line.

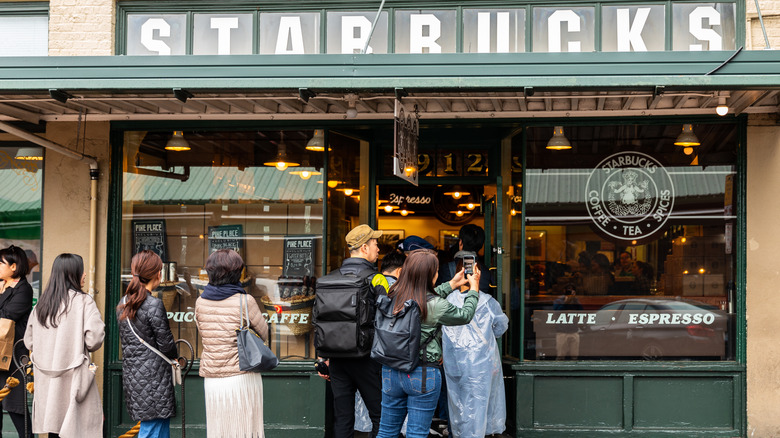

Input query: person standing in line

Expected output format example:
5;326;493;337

380;251;406;288
195;249;268;438
0;246;34;438
24;253;105;438
377;249;480;438
117;250;178;438
316;225;389;438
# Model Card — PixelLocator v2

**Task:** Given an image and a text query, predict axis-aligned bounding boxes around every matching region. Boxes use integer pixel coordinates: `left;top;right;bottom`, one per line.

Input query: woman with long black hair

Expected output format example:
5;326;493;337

0;245;33;438
376;249;481;438
24;253;105;438
117;250;178;438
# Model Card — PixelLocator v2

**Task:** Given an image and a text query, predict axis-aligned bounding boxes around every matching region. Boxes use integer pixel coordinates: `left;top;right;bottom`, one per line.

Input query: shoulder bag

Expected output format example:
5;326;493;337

236;293;278;372
123;297;182;386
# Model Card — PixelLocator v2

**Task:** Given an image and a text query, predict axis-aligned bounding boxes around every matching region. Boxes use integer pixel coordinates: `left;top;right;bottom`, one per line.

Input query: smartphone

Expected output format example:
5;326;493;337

463;255;476;276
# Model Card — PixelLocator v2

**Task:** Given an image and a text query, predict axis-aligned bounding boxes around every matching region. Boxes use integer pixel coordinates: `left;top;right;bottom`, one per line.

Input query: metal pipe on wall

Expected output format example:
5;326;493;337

0;120;100;296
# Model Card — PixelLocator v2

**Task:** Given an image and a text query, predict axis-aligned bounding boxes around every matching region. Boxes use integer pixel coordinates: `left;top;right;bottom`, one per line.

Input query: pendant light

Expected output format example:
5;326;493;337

165;131;191;151
305;129;329;152
14;147;43;161
674;124;700;155
546;126;571;150
289;158;322;180
443;185;470;200
263;131;300;171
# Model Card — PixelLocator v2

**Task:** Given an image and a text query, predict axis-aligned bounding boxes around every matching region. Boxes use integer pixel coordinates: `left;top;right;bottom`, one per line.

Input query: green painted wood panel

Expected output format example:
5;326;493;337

533;376;623;428
633;377;733;429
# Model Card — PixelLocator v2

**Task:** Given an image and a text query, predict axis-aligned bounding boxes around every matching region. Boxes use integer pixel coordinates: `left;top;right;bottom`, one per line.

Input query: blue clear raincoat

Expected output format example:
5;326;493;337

442;291;509;438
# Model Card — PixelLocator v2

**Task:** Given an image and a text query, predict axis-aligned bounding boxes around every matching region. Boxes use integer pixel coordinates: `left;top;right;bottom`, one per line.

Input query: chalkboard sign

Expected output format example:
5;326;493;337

208;225;244;255
132;220;168;261
283;236;315;278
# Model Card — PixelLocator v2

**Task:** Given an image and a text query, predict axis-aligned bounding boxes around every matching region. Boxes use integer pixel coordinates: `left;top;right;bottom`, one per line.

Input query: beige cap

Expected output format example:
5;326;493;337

346;225;382;250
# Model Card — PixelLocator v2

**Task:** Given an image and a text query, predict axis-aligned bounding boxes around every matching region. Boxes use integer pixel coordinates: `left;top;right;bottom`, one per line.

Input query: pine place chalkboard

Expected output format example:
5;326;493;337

208;224;244;255
132;220;168;261
283;236;315;278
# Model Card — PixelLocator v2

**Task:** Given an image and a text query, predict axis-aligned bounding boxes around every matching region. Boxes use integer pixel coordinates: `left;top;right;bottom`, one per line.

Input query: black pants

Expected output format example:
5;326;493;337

329;357;382;438
0;410;33;438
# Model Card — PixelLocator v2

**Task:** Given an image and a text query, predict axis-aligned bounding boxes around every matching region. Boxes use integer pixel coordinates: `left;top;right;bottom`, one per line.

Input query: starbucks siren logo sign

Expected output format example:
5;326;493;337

585;152;674;242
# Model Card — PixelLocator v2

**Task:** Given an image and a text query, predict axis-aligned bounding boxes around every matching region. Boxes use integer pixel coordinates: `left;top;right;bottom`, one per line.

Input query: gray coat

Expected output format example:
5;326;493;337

24;290;105;438
117;293;177;422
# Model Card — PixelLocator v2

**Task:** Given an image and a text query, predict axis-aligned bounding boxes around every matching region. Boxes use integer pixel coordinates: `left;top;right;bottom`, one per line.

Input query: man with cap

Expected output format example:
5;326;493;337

398;235;434;253
318;224;389;438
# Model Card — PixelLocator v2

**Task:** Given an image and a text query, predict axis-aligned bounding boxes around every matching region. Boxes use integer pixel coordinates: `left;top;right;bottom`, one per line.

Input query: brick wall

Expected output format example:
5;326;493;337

747;0;780;49
48;0;115;56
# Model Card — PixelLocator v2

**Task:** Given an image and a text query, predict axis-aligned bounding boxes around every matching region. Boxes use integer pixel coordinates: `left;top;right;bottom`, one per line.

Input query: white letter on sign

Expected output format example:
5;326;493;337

477;12;511;53
141;18;172;55
342;16;372;54
211;17;239;55
410;14;441;53
548;10;581;52
276;16;305;54
617;8;650;51
689;6;722;51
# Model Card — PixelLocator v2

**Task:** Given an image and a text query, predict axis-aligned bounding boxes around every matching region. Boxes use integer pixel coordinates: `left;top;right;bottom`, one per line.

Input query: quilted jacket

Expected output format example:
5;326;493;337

195;293;268;378
117;293;177;422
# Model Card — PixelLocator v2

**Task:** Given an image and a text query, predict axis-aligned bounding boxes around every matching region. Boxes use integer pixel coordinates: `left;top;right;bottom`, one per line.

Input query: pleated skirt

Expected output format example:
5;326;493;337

204;373;264;438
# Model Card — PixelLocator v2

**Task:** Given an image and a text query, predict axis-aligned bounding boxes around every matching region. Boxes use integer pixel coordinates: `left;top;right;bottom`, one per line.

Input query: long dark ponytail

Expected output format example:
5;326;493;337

37;253;84;329
388;249;438;320
118;250;162;321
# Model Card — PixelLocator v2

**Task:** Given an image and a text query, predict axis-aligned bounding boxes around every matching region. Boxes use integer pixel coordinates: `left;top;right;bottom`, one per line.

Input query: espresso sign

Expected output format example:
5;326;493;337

282;236;315;278
208;224;244;255
132;220;168;261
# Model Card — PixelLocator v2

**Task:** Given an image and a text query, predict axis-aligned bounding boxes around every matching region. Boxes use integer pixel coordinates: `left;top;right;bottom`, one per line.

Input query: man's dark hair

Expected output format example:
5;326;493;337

381;251;406;274
458;224;485;252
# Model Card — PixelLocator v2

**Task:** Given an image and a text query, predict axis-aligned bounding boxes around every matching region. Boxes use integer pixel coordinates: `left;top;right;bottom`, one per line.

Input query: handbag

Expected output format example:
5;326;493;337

123;297;182;386
0;318;15;371
236;293;278;372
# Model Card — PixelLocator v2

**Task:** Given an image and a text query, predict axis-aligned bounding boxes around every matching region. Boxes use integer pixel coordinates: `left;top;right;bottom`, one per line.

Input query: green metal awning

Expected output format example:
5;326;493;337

0;51;778;122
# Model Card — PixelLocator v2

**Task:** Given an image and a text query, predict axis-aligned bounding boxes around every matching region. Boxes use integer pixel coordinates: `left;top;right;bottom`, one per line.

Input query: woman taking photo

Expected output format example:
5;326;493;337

0;245;33;438
24;253;105;438
117;250;178;438
195;249;268;437
377;249;481;438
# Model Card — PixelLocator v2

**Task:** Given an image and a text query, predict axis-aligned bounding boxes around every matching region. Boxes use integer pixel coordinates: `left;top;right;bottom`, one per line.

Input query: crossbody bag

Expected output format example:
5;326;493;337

123;296;182;386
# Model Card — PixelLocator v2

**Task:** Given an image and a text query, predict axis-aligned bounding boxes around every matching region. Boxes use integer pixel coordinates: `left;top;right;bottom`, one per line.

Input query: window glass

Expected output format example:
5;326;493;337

532;7;595;52
520;123;736;361
395;10;457;54
127;14;187;55
326;11;388;54
121;130;324;361
0;146;42;301
193;13;254;55
672;3;736;51
0;16;47;56
463;9;526;53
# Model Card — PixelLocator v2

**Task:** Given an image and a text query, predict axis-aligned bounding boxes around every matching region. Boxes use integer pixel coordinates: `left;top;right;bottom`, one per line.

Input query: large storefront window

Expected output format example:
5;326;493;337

0;146;42;300
518;123;737;361
121;130;324;361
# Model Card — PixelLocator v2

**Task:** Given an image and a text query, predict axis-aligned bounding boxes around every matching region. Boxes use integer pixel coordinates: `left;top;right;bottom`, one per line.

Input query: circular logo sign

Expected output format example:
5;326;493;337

585;152;674;242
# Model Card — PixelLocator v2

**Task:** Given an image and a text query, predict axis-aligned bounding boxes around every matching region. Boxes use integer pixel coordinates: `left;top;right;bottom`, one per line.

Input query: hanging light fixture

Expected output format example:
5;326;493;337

443;185;470;200
263;132;300;171
459;202;477;210
165;131;191;151
305;129;329;151
546;126;571;150
14;147;43;161
327;180;343;189
289;159;322;180
716;97;729;116
345;94;358;119
674;124;700;155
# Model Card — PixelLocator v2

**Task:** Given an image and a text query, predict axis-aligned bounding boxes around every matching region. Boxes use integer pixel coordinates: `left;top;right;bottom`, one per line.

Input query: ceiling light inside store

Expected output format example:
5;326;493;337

716;97;729;116
165;131;191;151
674;124;700;148
14;147;43;160
263;132;299;171
305;130;330;151
289;168;321;180
444;185;470;200
546;126;571;150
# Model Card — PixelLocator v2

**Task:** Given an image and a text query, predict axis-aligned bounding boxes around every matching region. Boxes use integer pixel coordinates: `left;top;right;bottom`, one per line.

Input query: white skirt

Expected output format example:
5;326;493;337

204;373;265;438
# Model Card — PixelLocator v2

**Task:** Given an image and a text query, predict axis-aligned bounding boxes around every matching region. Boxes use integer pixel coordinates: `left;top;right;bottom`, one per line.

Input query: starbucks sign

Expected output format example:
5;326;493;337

585;151;674;242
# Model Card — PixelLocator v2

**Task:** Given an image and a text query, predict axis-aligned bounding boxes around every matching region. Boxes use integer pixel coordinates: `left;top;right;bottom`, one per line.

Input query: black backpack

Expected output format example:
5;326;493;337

313;267;377;358
371;293;439;373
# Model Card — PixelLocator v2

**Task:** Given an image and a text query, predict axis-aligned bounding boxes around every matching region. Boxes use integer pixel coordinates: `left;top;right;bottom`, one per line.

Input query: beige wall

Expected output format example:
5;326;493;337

747;0;780;49
42;121;111;393
48;0;115;56
746;115;780;435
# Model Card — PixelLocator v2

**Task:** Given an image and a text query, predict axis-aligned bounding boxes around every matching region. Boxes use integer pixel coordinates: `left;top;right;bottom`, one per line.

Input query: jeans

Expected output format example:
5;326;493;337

139;418;170;438
377;365;442;438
